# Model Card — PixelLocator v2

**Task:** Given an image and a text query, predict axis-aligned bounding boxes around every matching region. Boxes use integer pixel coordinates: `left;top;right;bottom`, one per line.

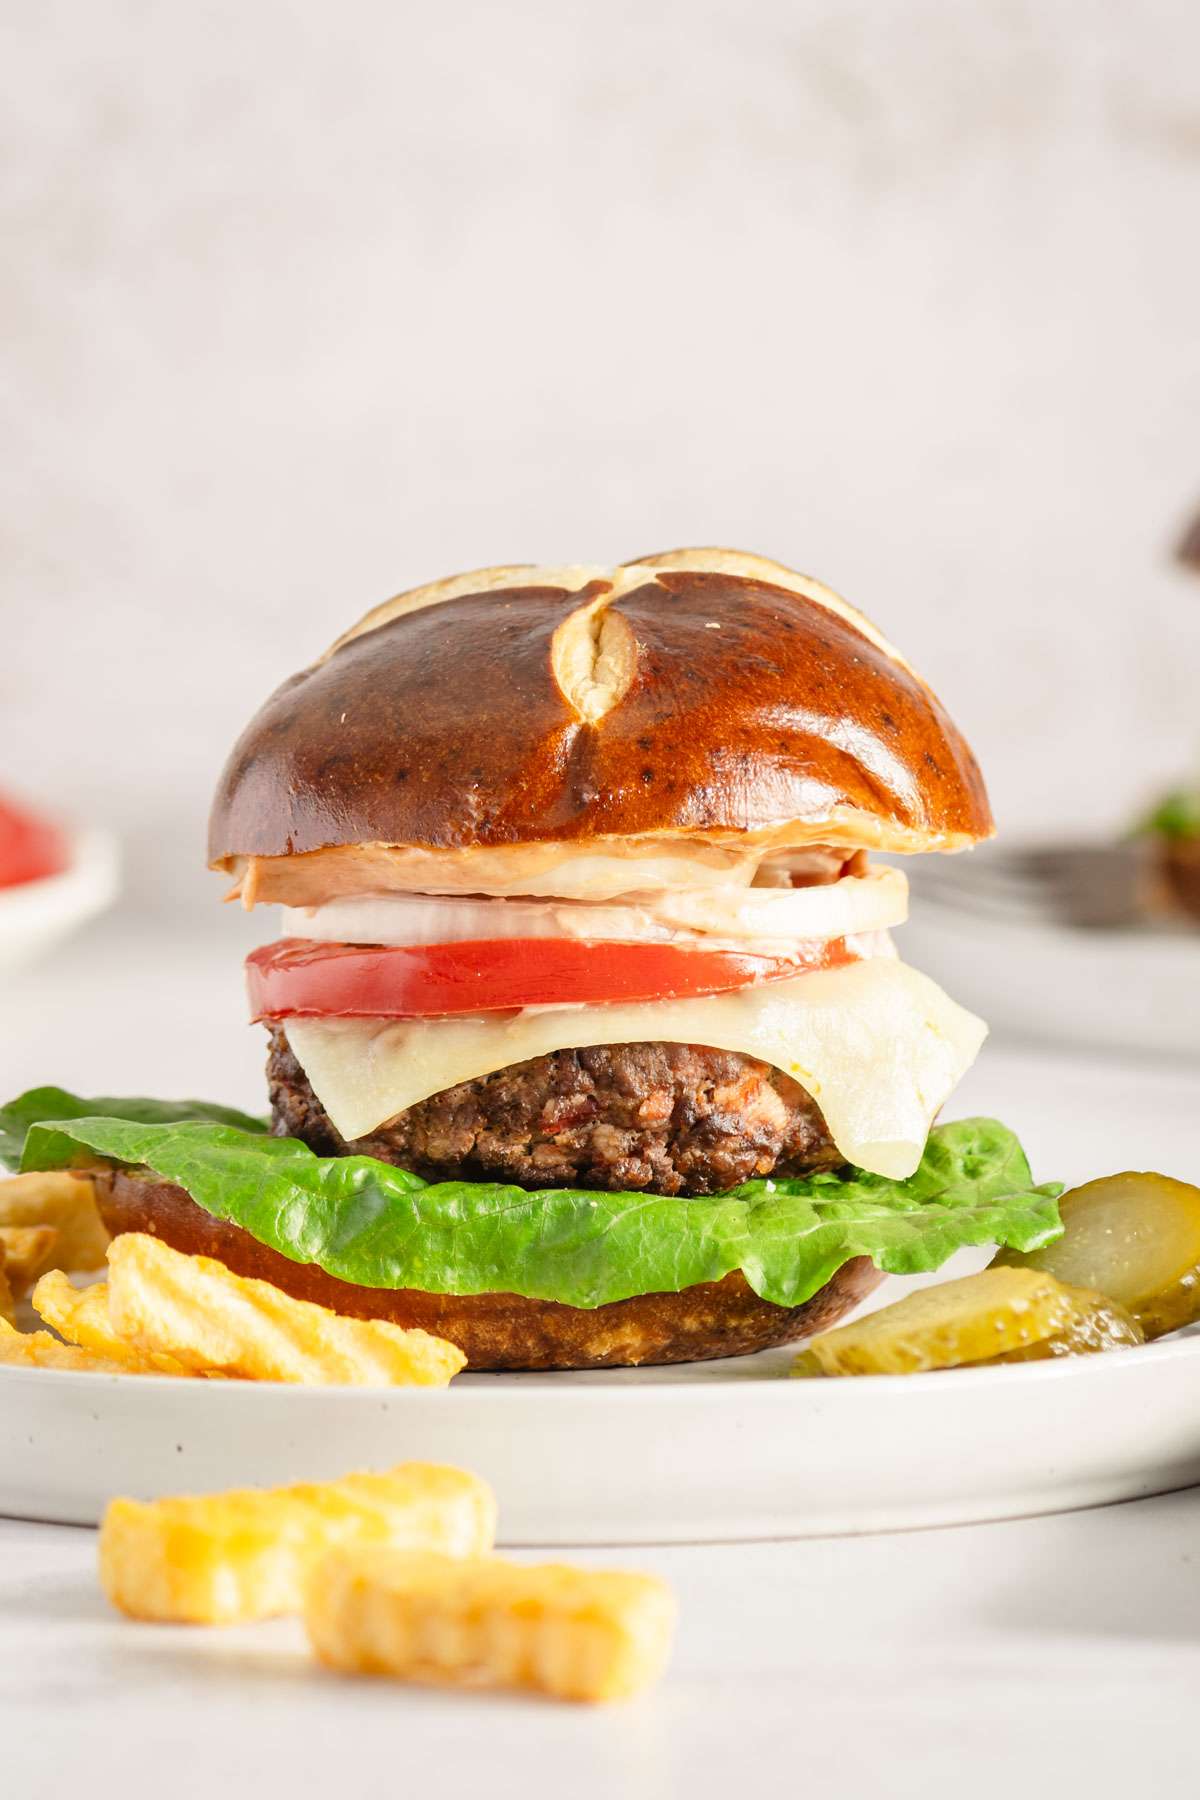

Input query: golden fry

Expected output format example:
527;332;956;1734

0;1172;109;1271
100;1464;496;1625
0;1225;60;1296
306;1550;676;1703
32;1271;190;1376
0;1325;160;1373
0;1254;13;1326
106;1234;465;1386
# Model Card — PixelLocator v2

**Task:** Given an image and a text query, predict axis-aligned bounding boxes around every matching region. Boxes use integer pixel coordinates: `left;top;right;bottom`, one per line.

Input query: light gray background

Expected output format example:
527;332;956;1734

3;0;1199;923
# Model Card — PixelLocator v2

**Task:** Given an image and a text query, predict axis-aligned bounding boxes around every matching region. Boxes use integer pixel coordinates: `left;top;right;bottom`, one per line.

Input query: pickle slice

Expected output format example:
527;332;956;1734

792;1267;1081;1377
968;1286;1144;1365
994;1172;1200;1339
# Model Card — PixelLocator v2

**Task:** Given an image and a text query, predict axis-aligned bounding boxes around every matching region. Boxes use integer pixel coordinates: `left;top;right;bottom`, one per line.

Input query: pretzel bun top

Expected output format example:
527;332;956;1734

208;548;992;874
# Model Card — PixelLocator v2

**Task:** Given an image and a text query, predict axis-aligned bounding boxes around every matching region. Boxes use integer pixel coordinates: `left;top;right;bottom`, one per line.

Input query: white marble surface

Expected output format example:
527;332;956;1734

6;1491;1200;1800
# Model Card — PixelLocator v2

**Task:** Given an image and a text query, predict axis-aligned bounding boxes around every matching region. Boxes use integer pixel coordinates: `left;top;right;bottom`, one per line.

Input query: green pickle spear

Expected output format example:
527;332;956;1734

967;1287;1143;1365
994;1172;1200;1340
793;1267;1084;1377
794;1268;1143;1376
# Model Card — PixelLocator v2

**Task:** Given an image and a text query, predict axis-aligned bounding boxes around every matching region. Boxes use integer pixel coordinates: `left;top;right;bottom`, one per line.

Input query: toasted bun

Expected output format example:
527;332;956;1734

209;548;992;875
95;1169;883;1371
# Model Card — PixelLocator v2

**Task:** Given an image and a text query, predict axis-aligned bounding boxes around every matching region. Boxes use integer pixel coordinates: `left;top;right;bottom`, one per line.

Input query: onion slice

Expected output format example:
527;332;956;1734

280;866;908;952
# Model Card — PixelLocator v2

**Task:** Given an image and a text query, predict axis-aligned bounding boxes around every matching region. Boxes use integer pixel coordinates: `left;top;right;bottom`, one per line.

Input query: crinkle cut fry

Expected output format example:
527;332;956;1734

0;1325;157;1373
100;1465;497;1624
0;1225;59;1295
305;1549;677;1703
0;1172;109;1271
105;1233;465;1385
32;1272;189;1375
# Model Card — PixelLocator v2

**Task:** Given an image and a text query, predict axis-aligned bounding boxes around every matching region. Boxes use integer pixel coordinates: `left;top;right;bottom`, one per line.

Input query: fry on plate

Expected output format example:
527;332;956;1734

0;1257;14;1326
106;1233;466;1385
32;1271;190;1375
0;1225;60;1296
305;1549;677;1704
100;1464;496;1624
0;1322;159;1374
0;1172;109;1272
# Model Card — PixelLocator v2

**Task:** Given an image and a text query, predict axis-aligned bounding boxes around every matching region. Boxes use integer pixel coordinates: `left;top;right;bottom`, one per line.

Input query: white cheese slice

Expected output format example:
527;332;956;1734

283;957;986;1181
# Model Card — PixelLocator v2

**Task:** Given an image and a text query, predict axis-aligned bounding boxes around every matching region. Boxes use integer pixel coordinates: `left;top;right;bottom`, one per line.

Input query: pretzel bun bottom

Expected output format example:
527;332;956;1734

94;1170;883;1371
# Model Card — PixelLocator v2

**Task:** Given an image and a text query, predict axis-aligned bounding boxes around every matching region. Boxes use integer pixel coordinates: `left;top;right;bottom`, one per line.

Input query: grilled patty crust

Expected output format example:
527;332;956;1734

266;1028;843;1196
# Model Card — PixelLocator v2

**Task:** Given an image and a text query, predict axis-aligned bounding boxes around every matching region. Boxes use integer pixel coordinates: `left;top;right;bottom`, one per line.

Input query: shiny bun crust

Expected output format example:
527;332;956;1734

95;1170;883;1371
208;547;992;867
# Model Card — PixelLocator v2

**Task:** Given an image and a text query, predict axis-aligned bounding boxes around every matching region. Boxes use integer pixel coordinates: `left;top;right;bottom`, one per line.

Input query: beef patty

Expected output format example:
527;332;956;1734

266;1028;842;1196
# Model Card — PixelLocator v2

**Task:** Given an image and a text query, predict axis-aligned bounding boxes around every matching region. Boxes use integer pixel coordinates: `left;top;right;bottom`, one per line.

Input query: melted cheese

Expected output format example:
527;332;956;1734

283;958;986;1181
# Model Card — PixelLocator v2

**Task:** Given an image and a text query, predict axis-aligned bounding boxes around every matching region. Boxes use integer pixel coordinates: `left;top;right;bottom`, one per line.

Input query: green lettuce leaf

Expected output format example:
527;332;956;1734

0;1089;1061;1310
0;1087;268;1170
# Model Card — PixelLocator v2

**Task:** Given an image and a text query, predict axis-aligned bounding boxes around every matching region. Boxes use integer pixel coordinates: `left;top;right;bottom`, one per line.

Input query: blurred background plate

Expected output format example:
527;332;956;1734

0;831;119;976
901;843;1200;1061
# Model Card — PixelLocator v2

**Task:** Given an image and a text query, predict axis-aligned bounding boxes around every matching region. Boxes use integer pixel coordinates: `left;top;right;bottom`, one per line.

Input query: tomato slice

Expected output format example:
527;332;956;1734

246;935;856;1020
0;792;68;890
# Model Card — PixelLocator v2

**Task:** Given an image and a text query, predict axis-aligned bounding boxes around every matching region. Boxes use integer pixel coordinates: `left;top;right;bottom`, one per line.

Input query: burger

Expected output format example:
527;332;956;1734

2;549;1061;1368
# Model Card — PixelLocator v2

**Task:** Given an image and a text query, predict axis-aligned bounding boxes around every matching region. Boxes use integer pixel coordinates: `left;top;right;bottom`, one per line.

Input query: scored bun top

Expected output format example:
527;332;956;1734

208;548;992;875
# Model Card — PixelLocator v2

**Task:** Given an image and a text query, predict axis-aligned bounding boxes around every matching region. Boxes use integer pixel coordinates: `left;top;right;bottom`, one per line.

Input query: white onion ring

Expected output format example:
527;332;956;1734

280;866;908;953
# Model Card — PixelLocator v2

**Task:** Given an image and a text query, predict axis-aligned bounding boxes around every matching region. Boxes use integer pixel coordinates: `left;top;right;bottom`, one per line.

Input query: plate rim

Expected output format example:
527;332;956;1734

3;1328;1198;1398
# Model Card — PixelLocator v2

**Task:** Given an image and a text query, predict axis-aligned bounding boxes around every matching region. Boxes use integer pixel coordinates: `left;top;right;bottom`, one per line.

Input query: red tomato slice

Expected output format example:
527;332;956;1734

246;935;856;1021
0;792;68;890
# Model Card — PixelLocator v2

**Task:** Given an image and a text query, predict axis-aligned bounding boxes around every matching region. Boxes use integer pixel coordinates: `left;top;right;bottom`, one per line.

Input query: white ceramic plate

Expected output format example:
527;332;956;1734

0;829;119;973
5;1330;1200;1543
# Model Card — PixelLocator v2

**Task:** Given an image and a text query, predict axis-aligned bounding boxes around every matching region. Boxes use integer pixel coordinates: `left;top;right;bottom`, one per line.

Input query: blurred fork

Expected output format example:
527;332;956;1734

903;842;1162;932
